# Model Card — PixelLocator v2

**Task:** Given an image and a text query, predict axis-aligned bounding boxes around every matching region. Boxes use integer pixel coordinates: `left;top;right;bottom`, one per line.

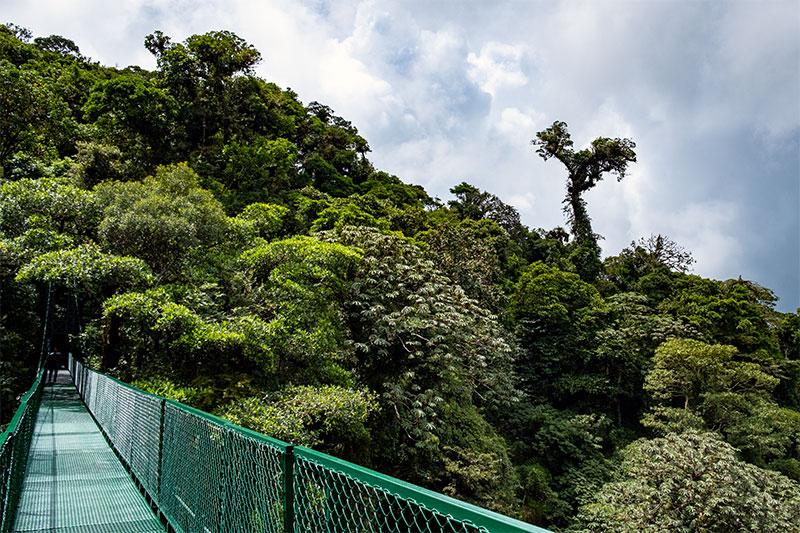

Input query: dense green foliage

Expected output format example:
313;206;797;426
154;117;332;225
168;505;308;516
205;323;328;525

572;431;800;532
1;24;798;529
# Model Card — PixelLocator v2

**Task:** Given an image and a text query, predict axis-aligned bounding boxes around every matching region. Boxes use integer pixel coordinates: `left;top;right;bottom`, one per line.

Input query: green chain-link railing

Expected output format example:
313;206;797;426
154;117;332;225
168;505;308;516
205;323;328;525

0;367;45;533
67;354;551;533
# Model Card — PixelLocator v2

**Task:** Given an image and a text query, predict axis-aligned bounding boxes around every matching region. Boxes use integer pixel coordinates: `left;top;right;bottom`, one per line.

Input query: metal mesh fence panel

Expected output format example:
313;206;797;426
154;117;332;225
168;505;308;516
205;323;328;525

0;437;12;533
0;369;45;533
86;371;98;416
293;453;486;533
292;447;552;533
102;377;117;443
159;402;228;533
221;427;288;533
94;373;113;436
128;392;163;501
112;380;137;464
106;378;120;446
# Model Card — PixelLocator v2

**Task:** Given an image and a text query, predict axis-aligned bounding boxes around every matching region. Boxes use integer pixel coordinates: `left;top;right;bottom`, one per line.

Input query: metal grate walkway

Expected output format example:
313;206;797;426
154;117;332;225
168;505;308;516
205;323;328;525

12;371;165;533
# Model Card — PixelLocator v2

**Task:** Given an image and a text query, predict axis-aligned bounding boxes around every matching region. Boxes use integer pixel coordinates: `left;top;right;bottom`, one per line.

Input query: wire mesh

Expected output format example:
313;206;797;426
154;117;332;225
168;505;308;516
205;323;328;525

64;356;549;533
293;453;487;533
93;372;112;436
0;369;45;533
0;438;11;531
128;392;163;500
111;380;136;464
160;402;229;532
221;427;287;533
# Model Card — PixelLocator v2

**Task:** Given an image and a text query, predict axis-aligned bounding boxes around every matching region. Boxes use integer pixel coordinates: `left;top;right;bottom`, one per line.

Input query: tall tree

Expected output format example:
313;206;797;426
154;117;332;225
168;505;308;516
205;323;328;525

322;226;519;511
0;60;56;177
33;35;82;59
144;30;261;148
95;163;233;281
448;182;524;235
83;75;178;168
532;121;636;281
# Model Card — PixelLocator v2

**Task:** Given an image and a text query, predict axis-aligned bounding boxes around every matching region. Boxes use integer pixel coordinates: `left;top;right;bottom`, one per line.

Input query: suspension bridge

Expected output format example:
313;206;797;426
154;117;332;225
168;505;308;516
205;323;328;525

1;353;551;532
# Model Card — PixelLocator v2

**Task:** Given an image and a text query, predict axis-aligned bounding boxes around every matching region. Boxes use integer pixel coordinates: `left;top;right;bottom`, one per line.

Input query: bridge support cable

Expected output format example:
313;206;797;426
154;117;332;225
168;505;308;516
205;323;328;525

36;282;52;374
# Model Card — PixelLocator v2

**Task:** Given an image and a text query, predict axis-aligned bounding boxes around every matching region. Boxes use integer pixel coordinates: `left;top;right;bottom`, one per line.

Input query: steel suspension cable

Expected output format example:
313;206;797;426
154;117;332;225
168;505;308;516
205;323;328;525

36;282;52;373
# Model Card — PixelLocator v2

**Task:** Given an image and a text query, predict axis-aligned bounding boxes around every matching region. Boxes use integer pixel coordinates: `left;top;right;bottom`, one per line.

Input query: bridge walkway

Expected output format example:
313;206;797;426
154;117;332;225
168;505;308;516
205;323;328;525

12;370;165;533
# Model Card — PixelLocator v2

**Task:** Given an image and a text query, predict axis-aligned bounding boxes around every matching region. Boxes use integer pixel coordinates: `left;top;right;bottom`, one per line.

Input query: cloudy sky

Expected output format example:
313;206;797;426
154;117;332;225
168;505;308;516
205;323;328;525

7;0;800;311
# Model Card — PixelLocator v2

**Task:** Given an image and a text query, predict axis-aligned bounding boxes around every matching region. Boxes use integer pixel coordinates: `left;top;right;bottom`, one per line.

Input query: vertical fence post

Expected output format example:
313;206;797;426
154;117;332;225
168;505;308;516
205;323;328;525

1;435;12;533
156;400;165;505
283;445;295;533
218;428;231;531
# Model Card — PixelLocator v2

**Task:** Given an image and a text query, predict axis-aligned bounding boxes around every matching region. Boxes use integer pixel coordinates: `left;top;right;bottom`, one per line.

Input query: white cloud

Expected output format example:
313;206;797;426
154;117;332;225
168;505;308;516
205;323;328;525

619;165;655;242
316;38;393;112
583;101;635;144
668;200;743;278
493;107;544;142
467;42;528;96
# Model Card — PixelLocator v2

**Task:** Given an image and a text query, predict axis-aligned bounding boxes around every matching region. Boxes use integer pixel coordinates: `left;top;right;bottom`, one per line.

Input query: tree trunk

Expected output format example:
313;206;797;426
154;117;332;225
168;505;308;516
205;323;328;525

101;314;121;372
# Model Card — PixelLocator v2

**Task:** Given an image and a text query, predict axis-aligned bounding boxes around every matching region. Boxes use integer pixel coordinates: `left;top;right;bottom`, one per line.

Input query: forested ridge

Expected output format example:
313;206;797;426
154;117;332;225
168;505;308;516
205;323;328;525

1;24;799;531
